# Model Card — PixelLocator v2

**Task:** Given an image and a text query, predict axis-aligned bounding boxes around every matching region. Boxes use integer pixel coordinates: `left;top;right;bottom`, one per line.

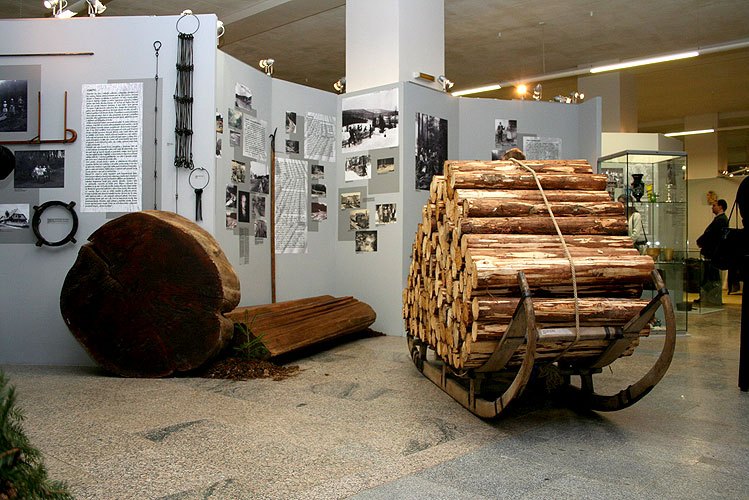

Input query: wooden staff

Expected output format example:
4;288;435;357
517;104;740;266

269;128;277;303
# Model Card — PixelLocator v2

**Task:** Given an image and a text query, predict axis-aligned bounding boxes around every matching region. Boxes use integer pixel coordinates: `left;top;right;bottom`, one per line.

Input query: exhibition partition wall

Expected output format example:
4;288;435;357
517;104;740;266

0;14;602;365
0;15;218;365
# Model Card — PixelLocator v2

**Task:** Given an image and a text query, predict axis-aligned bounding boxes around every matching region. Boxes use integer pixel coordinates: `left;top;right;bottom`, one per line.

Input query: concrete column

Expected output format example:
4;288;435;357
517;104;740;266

578;72;637;133
684;113;724;179
346;0;444;92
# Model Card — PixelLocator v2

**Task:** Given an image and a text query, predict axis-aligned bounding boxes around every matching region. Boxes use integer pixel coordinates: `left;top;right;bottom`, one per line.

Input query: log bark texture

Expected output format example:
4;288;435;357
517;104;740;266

403;159;655;371
60;211;240;378
227;295;376;357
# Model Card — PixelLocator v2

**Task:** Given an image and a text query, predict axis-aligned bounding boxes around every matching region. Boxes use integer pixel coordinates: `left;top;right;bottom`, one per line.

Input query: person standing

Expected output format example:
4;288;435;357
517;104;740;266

695;199;729;305
618;195;647;253
736;178;749;391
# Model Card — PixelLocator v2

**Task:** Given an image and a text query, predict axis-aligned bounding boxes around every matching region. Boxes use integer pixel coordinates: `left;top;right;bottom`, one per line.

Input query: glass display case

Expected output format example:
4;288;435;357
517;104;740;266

597;150;688;333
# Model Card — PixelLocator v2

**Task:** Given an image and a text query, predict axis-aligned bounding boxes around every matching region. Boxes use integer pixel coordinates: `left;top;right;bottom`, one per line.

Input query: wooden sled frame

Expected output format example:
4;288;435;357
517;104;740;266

407;270;676;418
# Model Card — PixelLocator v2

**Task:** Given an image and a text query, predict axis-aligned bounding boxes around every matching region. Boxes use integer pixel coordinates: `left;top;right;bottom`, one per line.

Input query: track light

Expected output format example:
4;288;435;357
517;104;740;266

333;77;346;94
532;83;542;101
516;84;527;99
43;0;68;17
259;58;274;76
86;0;105;16
216;20;225;44
437;75;454;92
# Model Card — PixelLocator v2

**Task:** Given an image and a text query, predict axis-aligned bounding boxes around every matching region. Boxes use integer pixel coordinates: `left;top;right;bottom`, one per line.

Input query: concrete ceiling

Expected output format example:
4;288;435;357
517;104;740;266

2;0;748;163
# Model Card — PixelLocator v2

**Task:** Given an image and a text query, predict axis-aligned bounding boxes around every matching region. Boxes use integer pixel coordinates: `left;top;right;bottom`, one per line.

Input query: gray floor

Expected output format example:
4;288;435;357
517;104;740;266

3;304;747;500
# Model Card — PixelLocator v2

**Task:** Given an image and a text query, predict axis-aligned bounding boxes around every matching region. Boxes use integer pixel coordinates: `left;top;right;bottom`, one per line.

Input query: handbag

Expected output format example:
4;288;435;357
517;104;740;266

712;199;746;271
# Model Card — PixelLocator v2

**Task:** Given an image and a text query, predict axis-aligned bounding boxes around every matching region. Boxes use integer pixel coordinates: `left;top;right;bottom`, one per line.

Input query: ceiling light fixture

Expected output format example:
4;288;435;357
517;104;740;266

437;75;454;92
43;0;68;17
664;128;715;137
258;58;274;76
333;77;346;94
516;84;528;98
589;50;699;74
452;84;501;97
450;38;749;98
85;0;105;16
532;83;542;101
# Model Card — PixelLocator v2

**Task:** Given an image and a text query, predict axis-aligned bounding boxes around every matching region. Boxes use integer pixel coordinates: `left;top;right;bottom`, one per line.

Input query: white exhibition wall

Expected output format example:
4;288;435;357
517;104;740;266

0;15;217;365
0;15;602;366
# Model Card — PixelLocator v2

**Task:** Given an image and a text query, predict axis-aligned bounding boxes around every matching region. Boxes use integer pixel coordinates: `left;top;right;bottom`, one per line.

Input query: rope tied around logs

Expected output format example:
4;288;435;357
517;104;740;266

509;158;581;357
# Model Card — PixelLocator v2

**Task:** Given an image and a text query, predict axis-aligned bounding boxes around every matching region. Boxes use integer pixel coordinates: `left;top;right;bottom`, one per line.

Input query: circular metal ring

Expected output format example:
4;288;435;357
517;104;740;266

188;167;210;190
176;12;200;35
31;200;78;247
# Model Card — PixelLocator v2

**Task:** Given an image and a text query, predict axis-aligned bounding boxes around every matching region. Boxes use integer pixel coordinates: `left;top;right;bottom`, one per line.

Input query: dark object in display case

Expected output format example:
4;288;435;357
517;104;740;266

631;173;645;201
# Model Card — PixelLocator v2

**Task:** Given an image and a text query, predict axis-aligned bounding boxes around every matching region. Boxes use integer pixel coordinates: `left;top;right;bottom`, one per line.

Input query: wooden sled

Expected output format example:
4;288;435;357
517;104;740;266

407;269;676;419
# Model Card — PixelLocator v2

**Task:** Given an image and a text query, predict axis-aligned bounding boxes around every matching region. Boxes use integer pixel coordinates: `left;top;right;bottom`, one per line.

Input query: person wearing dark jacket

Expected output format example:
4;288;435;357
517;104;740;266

736;177;749;391
695;199;729;305
696;199;729;258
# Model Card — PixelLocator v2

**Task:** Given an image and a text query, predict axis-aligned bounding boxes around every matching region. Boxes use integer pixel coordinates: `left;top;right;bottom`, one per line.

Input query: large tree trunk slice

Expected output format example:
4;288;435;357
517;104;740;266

60;211;240;377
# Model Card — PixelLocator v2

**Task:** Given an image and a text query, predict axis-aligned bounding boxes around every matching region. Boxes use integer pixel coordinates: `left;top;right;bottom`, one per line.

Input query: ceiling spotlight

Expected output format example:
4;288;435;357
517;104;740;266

571;91;585;103
333;77;346;94
86;0;105;16
216;20;225;46
437;75;454;92
43;0;68;16
516;84;527;99
259;58;274;76
532;83;542;101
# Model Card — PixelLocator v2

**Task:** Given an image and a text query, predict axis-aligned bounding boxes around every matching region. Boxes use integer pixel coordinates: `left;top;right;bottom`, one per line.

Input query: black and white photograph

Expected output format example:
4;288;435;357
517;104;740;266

493;118;518;158
13;150;65;188
231;159;246;183
234;82;253;112
238;190;250;223
376;203;397;225
355;230;377;252
285;112;296;134
415;113;448;190
215;112;223;133
344;154;371;182
250;161;269;194
230;130;241;147
349;209;369;231
311;164;324;179
285;139;299;154
226;184;237;209
254;219;267;238
226;209;237;229
311;183;326;198
377;157;395;174
216;137;222;158
228;107;242;129
0;79;28;132
340;191;361;210
341;88;399;153
0;204;30;231
251;194;266;218
311;201;327;221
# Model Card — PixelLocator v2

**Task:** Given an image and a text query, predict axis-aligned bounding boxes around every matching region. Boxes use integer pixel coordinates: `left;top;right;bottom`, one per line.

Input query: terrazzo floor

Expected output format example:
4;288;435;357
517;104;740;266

2;303;747;500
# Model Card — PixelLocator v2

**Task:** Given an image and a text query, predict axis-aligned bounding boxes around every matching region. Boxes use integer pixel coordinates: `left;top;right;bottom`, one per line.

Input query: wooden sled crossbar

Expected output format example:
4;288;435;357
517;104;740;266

408;270;676;418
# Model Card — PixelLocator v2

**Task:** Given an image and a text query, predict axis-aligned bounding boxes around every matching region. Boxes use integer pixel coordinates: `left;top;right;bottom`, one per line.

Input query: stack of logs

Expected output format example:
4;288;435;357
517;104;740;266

402;159;656;370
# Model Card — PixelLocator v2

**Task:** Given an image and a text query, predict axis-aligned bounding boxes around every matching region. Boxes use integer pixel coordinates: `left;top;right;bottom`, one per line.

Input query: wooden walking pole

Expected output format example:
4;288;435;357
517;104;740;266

269;128;277;303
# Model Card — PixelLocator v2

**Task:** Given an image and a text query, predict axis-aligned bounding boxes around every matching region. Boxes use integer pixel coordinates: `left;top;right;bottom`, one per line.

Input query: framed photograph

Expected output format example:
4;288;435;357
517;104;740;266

355;230;377;252
349;209;369;231
340;192;361;210
238;190;250;223
13;150;64;188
